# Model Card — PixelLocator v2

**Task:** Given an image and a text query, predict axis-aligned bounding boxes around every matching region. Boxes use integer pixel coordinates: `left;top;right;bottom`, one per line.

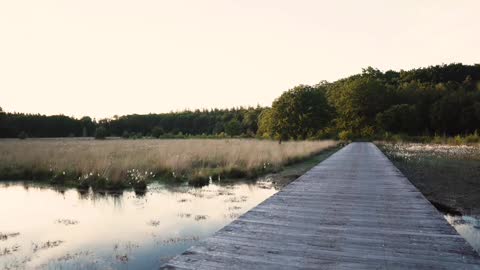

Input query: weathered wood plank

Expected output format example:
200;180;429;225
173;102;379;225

162;142;480;269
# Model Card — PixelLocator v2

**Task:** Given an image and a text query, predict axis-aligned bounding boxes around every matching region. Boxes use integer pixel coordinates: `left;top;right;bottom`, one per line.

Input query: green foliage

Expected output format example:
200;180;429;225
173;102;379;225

17;131;28;140
376;104;420;134
338;130;353;141
131;132;144;139
429;90;479;134
453;135;463;145
382;132;480;145
151;126;165;138
432;134;445;144
121;130;130;139
242;109;259;135
224;119;242;137
326;74;391;137
257;108;274;139
94;127;107;140
1;63;480;141
0;107;263;139
266;85;332;140
465;131;480;143
80;116;95;137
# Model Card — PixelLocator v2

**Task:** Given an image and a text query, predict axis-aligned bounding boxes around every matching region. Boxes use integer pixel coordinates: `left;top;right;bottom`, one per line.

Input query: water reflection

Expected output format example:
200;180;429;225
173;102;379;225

0;181;276;269
445;214;480;254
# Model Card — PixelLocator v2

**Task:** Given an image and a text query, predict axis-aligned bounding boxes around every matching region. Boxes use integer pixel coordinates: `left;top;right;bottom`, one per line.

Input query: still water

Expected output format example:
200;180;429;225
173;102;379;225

1;182;479;270
0;181;276;269
445;214;480;254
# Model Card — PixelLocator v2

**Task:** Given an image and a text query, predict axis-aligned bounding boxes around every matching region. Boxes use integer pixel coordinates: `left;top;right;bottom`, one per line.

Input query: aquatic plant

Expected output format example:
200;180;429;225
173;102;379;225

147;220;161;227
32;240;64;253
55;219;79;226
0;232;20;241
0;245;20;256
194;215;208;221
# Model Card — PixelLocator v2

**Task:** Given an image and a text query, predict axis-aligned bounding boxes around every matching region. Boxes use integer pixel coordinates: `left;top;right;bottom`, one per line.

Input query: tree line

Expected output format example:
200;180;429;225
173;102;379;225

259;63;480;140
0;107;263;138
1;63;479;140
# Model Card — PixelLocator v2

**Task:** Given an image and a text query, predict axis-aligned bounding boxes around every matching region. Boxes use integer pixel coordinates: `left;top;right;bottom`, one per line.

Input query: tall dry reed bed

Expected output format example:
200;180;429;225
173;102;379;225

0;138;337;189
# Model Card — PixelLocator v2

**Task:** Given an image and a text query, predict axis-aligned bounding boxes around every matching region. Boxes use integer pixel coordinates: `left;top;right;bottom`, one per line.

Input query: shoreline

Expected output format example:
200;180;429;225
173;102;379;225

0;143;343;193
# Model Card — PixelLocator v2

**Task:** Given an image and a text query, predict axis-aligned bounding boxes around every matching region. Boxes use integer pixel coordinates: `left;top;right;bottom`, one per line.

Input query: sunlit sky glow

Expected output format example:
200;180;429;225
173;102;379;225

1;0;479;119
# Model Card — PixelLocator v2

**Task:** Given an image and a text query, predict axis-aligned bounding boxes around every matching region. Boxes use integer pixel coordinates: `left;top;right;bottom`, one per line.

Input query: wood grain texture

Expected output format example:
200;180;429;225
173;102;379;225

162;142;480;269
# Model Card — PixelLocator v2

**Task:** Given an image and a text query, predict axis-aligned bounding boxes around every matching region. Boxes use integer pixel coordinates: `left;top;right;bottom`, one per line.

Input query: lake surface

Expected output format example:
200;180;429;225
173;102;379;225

0;181;276;270
1;181;479;270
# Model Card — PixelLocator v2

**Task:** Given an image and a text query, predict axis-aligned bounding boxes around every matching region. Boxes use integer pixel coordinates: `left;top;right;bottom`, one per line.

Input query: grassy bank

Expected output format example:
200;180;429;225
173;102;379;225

0;138;338;190
260;145;343;189
378;142;480;216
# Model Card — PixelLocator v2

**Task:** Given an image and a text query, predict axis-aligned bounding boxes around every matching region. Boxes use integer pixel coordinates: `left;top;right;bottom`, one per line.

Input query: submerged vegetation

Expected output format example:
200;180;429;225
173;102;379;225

0;138;337;190
378;142;480;216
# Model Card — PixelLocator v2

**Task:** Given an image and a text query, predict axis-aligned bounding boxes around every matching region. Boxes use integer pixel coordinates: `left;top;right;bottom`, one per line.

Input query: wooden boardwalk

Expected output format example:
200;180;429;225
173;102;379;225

162;142;480;269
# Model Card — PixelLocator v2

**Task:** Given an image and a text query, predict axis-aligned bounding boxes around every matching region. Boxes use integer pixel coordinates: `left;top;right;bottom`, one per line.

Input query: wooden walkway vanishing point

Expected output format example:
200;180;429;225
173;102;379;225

162;142;480;269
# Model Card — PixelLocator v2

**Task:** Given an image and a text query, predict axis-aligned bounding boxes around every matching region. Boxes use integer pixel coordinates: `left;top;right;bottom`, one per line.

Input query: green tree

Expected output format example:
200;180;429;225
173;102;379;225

224;119;242;137
242;108;261;135
376;104;420;134
18;131;28;140
121;130;130;139
151;126;165;138
80;116;95;137
257;108;274;138
327;76;391;137
269;85;332;141
94;127;108;140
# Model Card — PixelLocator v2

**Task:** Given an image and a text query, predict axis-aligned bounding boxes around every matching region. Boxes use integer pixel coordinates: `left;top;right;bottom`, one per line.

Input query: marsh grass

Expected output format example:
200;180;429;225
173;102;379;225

381;131;480;145
0;138;337;190
378;142;480;216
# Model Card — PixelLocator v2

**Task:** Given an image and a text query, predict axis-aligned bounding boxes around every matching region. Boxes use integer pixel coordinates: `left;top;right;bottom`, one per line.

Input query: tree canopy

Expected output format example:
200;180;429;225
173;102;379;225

264;85;332;140
1;63;479;140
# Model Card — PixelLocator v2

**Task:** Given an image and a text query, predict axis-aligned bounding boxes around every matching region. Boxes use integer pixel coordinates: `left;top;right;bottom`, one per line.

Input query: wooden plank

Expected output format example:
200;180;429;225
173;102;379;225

162;142;480;269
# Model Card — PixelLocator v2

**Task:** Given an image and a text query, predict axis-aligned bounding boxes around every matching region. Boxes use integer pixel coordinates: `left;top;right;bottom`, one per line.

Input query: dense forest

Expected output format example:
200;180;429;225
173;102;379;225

0;107;263;138
1;63;479;140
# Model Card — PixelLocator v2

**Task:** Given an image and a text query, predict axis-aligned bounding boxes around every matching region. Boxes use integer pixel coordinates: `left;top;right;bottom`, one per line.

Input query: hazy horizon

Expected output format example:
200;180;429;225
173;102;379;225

1;0;479;118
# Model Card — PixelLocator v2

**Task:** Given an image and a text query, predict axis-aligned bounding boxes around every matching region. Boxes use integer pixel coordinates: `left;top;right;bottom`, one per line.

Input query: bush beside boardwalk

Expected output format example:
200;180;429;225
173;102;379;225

0;138;338;191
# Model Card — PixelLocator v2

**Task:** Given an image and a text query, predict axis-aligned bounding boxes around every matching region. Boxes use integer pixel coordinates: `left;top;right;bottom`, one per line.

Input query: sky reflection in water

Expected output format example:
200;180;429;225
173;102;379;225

1;181;479;270
445;214;480;254
0;181;276;269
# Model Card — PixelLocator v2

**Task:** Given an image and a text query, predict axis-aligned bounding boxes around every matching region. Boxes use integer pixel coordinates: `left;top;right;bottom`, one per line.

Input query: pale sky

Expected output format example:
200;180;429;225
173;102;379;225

1;0;479;119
